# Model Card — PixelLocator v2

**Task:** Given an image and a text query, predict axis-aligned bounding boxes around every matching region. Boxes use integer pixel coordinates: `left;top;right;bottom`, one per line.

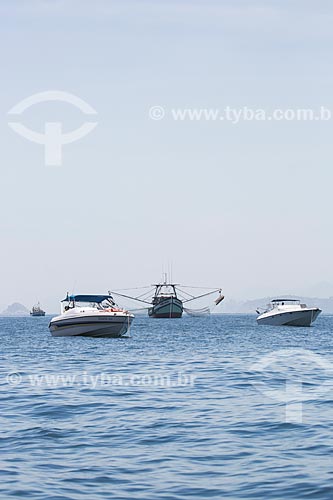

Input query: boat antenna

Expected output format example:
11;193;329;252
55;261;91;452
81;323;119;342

70;279;77;297
168;261;171;284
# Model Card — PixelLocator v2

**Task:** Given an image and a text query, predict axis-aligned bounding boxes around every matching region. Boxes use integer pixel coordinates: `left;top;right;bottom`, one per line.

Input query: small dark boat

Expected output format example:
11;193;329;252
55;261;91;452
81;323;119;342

30;302;46;317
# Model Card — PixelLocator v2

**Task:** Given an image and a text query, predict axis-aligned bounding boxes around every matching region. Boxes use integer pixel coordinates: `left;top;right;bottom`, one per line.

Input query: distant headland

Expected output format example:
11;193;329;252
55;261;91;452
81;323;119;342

1;303;29;316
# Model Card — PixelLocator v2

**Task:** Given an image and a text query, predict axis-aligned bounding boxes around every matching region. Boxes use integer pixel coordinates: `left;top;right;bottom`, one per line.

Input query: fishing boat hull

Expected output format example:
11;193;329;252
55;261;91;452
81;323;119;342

148;297;183;318
30;311;46;317
49;314;133;337
257;308;321;327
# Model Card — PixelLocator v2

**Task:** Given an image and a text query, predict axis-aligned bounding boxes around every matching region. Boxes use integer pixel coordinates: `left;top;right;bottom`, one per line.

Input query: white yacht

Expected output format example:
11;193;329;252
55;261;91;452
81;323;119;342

49;294;134;337
256;299;321;327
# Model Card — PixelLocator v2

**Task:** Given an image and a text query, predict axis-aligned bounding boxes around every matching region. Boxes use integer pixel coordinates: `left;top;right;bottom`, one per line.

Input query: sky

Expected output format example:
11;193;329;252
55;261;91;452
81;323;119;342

1;0;333;312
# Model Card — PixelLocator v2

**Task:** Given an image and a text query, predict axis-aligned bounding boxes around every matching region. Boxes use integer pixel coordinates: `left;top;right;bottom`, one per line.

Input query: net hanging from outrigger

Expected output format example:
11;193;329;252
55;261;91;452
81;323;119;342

183;307;211;316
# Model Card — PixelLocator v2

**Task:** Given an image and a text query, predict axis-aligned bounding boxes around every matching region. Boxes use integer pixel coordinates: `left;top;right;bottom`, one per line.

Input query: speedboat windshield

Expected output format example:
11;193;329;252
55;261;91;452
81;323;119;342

61;294;116;311
271;299;300;306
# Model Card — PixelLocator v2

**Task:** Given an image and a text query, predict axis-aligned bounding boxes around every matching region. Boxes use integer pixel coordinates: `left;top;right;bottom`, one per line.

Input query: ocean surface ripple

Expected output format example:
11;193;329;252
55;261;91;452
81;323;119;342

0;314;332;499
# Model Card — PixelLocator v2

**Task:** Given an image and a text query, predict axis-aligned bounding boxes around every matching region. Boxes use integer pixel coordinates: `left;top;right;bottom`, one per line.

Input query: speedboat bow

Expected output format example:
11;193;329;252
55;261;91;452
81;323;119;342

256;299;321;327
49;294;134;337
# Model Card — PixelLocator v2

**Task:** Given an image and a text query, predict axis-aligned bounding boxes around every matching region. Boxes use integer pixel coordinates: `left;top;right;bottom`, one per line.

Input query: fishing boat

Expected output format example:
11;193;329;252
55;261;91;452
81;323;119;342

256;299;321;327
148;282;183;318
110;277;224;319
30;302;46;317
49;294;134;337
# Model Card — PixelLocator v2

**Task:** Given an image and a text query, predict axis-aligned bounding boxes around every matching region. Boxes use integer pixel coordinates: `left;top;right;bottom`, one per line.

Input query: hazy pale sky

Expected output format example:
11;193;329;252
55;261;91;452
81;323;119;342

1;0;333;312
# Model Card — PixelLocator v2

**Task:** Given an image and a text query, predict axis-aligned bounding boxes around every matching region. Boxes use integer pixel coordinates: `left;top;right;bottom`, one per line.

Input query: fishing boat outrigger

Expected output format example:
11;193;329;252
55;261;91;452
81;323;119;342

110;277;225;319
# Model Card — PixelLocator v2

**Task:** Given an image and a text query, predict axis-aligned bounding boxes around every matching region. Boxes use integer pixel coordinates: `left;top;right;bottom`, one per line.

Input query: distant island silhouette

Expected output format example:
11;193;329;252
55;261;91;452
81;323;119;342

1;303;29;316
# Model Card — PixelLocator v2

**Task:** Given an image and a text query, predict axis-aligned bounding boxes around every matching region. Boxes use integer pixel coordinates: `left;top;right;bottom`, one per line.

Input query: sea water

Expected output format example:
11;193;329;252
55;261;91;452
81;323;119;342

0;314;332;499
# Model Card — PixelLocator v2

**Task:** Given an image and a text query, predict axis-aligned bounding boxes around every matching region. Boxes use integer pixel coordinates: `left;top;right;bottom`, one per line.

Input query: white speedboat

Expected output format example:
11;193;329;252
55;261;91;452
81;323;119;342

49;294;134;337
256;299;321;327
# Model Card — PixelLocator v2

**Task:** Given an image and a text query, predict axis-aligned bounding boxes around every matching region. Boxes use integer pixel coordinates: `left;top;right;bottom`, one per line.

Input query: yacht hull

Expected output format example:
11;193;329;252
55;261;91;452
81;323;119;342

49;315;133;337
257;308;321;327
